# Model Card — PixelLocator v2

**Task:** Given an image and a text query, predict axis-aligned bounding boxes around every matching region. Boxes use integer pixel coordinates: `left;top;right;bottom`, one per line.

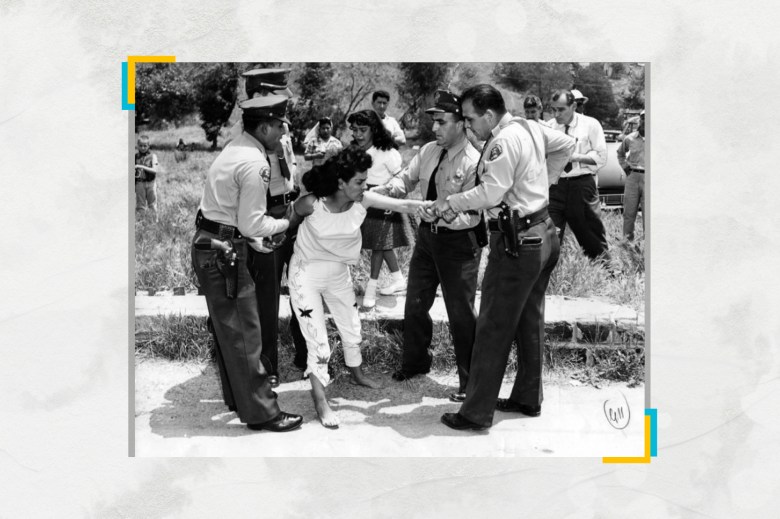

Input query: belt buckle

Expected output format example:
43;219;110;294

283;192;291;205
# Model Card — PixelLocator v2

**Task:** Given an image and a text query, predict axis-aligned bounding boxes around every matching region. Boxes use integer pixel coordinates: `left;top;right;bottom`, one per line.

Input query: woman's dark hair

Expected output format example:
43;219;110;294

347;109;396;151
302;144;373;197
460;84;507;116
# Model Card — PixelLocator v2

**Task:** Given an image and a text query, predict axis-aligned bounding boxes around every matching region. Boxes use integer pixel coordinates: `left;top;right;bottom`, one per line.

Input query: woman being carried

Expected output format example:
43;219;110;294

287;145;431;429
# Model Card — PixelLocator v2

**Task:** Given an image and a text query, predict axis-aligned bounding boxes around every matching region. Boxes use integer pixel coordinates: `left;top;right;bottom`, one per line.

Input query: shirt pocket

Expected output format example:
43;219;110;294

444;167;467;193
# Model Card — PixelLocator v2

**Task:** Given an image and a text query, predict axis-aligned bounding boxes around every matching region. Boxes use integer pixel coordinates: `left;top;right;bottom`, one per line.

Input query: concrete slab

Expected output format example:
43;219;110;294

134;359;645;458
135;293;643;330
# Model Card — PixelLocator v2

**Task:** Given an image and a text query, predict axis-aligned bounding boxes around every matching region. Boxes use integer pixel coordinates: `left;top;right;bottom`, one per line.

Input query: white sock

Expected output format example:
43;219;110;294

365;279;378;297
390;271;404;283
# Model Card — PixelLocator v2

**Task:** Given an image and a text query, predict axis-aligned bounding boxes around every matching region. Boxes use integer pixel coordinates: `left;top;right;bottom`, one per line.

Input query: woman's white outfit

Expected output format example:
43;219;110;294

288;198;368;385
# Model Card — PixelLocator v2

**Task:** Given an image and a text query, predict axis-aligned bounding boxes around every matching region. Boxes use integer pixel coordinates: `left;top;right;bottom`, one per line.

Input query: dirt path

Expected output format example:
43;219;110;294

134;358;645;457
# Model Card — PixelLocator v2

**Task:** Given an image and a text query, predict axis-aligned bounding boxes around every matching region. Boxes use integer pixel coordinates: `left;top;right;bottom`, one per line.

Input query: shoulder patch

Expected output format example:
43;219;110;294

488;143;503;161
260;166;271;184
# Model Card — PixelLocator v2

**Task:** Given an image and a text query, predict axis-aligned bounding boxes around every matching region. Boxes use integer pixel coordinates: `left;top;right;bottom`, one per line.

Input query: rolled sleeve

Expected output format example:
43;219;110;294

387;149;423;197
541;125;575;183
587;121;607;170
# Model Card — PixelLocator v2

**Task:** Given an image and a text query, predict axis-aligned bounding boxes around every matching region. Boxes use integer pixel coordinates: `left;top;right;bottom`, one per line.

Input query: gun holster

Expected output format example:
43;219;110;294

498;203;519;257
215;239;239;299
474;213;489;248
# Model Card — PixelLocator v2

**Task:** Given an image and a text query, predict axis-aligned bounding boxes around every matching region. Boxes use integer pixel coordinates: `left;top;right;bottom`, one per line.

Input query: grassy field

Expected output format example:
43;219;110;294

136;125;645;311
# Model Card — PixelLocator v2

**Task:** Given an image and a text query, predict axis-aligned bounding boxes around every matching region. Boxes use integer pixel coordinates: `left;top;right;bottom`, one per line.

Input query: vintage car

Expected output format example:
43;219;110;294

597;140;627;208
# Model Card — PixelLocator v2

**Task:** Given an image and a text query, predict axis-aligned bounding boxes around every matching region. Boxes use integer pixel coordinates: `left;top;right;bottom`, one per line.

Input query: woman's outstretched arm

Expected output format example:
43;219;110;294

362;190;432;214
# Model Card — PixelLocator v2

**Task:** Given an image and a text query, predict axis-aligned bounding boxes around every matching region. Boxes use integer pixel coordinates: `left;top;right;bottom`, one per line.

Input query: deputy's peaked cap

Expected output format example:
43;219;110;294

239;95;291;125
424;90;462;115
243;68;291;98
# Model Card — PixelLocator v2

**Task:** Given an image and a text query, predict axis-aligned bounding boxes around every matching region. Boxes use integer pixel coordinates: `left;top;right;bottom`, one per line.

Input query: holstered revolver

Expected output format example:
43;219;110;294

211;239;239;299
497;203;519;257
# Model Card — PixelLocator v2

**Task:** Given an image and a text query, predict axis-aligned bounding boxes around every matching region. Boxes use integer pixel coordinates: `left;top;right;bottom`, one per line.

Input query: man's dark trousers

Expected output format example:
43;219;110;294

458;216;560;428
247;236;307;377
549;174;608;260
191;232;280;425
401;224;481;392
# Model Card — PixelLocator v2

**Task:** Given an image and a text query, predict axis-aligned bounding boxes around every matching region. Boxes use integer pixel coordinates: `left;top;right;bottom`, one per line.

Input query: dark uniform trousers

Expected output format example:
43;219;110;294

548;174;609;260
246;221;307;376
402;224;481;392
459;215;560;428
191;230;280;425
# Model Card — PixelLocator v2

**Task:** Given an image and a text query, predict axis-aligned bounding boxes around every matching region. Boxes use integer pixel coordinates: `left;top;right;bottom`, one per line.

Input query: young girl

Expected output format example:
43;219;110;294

287;145;431;428
347;109;415;307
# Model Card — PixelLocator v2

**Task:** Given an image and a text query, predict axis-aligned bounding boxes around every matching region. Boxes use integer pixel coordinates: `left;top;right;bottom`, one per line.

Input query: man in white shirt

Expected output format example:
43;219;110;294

192;95;302;433
304;117;343;167
546;89;610;262
372;90;406;146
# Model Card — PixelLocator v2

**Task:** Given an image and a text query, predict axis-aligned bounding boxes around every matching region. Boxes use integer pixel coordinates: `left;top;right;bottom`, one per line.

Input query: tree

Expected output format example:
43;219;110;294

330;63;396;128
135;63;198;128
287;63;338;149
492;62;577;100
620;64;645;110
573;63;620;128
396;63;452;141
193;63;240;149
288;62;396;145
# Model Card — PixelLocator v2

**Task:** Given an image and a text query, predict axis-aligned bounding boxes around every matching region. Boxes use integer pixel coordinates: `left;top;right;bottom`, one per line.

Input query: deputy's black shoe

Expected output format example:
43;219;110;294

391;368;429;382
495;399;541;417
247;412;303;432
449;392;466;403
228;405;237;412
441;413;488;431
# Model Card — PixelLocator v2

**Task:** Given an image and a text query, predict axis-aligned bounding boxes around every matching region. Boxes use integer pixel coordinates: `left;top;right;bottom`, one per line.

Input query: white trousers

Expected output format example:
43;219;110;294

288;255;362;386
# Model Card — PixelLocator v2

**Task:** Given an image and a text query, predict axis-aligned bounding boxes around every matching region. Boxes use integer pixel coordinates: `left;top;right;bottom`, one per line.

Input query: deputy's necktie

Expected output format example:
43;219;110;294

564;124;572;172
278;153;291;180
425;148;448;201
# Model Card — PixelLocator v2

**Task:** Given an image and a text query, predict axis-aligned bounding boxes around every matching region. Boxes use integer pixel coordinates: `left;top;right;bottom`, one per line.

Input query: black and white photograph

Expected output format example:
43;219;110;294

133;62;647;457
6;1;780;516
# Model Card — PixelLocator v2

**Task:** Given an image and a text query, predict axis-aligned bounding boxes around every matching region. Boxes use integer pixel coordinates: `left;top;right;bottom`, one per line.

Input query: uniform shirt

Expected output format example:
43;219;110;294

134;150;158;182
381;115;406;145
305;135;343;166
227;121;298;194
384;135;480;230
545;112;607;179
267;134;297;196
199;131;288;251
293;198;367;265
365;146;402;186
616;131;645;172
448;113;575;219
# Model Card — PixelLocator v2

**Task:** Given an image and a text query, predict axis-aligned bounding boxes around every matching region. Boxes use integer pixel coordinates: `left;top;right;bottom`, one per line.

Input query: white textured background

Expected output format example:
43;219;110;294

1;1;779;517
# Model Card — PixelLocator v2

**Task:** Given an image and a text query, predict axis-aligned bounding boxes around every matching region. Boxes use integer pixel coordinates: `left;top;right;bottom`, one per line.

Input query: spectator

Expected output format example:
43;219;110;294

546;89;611;263
304;117;343;168
617;110;645;241
348;109;414;308
372;90;406;146
134;134;161;221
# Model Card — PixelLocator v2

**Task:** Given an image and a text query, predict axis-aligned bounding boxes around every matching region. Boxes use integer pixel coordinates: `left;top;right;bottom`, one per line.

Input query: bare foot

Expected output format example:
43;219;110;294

349;366;382;389
313;395;340;429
